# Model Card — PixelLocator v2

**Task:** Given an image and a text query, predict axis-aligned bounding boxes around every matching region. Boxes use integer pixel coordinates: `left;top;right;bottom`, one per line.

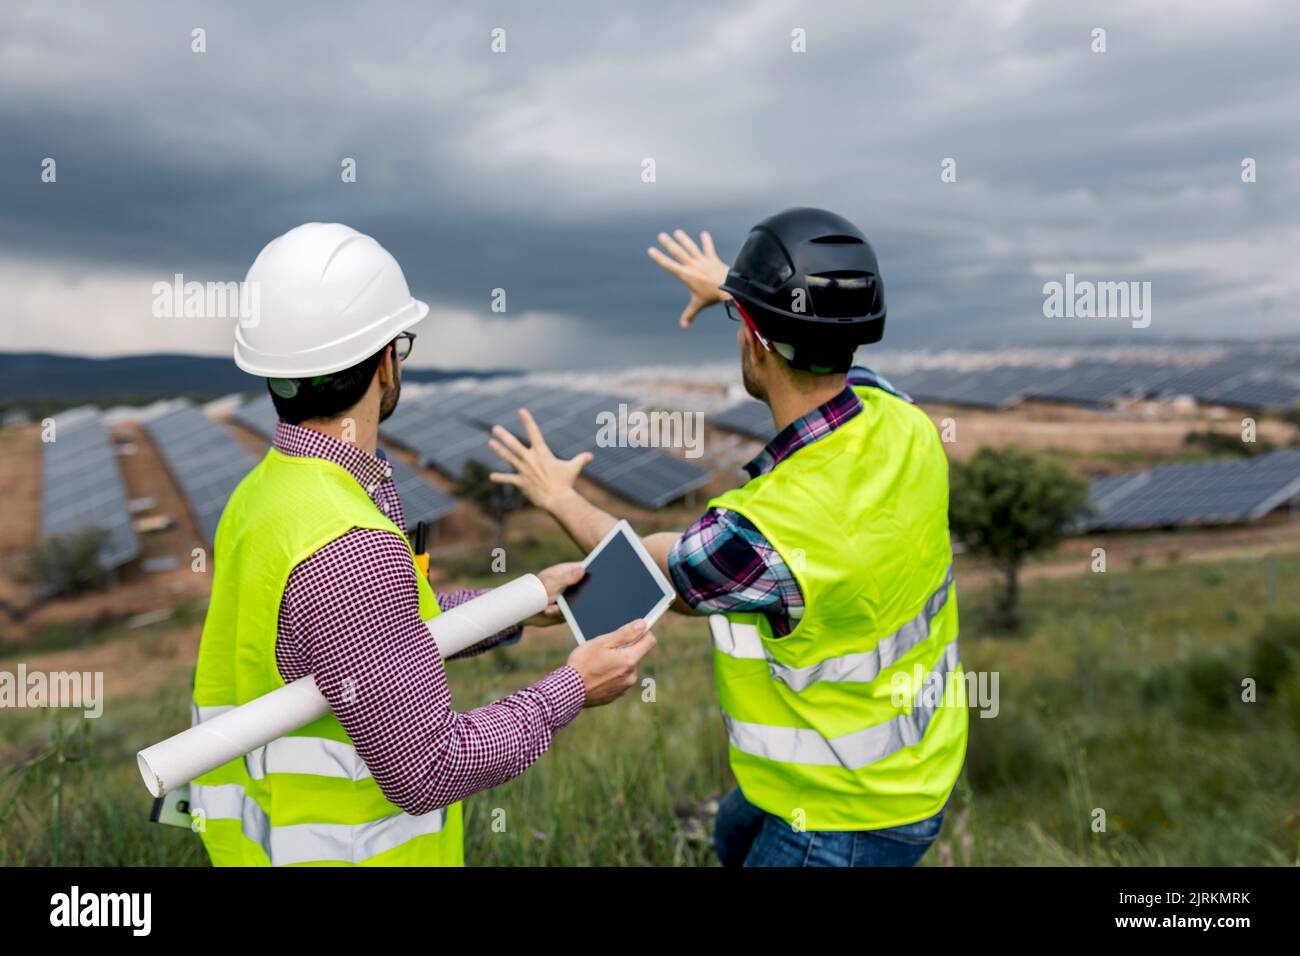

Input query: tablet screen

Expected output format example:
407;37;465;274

562;529;670;640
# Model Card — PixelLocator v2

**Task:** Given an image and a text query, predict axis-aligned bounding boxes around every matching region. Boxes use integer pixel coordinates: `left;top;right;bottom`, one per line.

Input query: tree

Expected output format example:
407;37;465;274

453;459;522;553
948;447;1089;633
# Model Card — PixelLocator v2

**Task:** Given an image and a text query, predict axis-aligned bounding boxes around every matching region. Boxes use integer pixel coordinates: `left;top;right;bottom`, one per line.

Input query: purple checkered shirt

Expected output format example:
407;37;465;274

668;366;912;636
271;422;585;816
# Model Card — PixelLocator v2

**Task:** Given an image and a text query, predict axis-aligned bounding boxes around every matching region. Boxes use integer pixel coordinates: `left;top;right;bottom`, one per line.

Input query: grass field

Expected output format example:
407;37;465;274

3;539;1299;866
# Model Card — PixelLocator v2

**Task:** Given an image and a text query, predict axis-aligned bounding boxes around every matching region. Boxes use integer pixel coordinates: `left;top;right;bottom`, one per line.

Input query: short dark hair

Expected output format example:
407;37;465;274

268;342;391;425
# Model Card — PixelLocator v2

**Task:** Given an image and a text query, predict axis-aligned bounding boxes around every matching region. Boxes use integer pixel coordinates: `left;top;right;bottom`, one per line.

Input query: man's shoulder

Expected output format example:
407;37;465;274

848;364;913;404
287;525;414;595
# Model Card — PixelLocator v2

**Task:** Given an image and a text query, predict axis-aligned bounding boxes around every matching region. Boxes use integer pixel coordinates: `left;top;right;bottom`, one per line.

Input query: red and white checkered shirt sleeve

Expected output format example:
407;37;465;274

276;528;585;815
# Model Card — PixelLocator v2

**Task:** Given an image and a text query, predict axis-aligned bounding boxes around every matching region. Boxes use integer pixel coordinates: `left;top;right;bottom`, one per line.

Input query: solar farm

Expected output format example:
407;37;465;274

143;402;258;546
381;383;713;510
39;406;140;574
18;343;1300;591
1080;449;1300;531
867;350;1300;412
22;381;716;589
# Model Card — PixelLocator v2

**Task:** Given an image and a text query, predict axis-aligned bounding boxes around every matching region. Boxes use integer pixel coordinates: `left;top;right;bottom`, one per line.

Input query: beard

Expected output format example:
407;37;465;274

378;377;401;422
741;350;767;402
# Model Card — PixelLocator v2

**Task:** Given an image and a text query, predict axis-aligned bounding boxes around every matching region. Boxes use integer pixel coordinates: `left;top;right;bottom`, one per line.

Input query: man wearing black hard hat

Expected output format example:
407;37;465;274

490;208;967;867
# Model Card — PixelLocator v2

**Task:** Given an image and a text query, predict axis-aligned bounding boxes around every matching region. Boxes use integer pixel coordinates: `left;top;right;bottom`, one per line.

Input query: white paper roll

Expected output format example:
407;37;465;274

137;573;548;797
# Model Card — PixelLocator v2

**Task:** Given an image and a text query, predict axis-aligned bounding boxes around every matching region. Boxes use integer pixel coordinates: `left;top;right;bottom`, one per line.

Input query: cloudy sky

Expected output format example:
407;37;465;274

1;0;1297;371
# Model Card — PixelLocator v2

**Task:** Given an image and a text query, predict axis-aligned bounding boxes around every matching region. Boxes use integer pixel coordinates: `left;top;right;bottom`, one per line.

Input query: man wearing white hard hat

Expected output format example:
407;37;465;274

189;223;655;866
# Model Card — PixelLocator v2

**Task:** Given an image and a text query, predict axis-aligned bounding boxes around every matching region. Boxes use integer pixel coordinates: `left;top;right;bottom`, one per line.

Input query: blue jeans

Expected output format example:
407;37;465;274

713;787;947;867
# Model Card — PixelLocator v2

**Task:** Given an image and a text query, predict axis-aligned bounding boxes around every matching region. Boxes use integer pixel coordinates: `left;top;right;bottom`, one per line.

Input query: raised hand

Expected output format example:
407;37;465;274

646;229;730;329
489;408;593;512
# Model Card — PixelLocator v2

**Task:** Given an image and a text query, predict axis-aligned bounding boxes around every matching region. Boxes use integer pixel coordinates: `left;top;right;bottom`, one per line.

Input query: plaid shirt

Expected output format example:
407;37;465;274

271;422;585;816
668;366;911;637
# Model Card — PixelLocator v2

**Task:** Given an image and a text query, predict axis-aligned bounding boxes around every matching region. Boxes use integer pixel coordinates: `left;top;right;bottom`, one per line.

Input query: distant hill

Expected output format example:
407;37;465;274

0;352;517;403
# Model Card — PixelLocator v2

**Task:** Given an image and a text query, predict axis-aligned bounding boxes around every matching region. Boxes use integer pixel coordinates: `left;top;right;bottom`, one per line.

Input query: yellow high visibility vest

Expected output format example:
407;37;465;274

190;448;464;865
708;386;968;831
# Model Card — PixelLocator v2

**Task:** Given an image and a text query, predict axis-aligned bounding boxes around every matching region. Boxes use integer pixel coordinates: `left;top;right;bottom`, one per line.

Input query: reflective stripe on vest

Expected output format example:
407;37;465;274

710;565;954;693
722;639;960;770
190;782;446;867
194;704;372;781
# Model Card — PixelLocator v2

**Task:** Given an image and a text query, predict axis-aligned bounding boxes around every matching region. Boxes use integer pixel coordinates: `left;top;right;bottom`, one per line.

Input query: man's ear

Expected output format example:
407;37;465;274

740;325;758;362
743;325;772;370
376;345;396;389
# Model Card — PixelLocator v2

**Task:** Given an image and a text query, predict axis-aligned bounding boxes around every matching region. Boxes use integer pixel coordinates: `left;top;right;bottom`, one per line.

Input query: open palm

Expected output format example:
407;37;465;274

646;229;730;328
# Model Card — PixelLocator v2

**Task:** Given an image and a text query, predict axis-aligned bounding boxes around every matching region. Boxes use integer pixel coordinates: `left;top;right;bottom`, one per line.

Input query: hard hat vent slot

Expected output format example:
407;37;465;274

809;234;864;244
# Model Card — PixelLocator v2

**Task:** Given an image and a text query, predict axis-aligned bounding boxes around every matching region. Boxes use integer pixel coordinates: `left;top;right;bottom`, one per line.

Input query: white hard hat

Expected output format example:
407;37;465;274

233;222;429;378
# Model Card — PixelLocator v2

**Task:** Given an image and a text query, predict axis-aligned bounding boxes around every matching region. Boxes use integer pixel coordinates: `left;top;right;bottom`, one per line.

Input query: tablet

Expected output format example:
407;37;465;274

557;520;676;644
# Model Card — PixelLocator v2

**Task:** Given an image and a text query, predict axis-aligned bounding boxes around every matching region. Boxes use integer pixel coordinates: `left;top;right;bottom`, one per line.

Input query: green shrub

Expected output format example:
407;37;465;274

19;528;110;596
1278;673;1300;737
1249;616;1300;694
1179;651;1240;718
963;699;1062;792
1183;430;1275;458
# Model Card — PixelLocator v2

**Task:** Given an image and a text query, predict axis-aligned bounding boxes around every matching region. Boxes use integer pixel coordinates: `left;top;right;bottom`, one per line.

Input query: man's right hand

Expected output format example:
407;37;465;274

646;229;730;328
566;619;657;707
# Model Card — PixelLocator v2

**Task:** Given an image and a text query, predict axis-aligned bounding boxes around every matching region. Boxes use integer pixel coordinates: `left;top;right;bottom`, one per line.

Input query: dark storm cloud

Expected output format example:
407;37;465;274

1;0;1297;368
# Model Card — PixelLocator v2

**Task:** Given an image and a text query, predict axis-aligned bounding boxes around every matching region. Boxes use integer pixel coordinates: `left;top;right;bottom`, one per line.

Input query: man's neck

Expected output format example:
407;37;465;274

767;377;848;433
299;411;378;455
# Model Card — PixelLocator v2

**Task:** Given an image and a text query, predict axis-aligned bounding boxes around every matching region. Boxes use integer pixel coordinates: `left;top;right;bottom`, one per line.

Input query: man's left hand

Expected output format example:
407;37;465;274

489;409;593;513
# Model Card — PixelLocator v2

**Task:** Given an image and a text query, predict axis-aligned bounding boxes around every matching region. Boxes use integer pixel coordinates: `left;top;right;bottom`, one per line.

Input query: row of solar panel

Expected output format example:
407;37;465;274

381;384;712;509
711;356;1300;435
708;363;1160;445
144;403;258;546
229;396;455;529
41;407;141;573
1080;449;1300;531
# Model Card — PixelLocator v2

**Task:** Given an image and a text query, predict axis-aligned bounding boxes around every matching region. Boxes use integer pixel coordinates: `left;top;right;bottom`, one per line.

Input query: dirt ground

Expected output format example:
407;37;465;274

918;400;1296;470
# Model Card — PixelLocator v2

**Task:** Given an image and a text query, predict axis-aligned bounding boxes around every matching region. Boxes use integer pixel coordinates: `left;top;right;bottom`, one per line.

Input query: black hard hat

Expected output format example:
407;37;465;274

721;207;886;373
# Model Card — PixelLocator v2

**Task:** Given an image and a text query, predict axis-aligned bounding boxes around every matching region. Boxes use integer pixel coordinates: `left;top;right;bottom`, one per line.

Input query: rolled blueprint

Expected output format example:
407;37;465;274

137;573;548;797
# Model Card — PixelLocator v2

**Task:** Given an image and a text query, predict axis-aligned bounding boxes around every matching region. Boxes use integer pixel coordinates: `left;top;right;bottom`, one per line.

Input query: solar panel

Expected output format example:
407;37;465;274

543;417;605;458
583;445;712;508
385;384;709;509
892;369;1007;407
456;392;533;430
1025;361;1175;406
40;406;141;572
382;454;456;529
232;395;456;529
525;388;602;422
1080;449;1300;531
144;403;257;546
957;366;1061;408
1203;376;1300;410
228;393;279;436
414;419;498;480
712;400;775;440
1155;357;1258;401
598;452;713;508
471;389;631;439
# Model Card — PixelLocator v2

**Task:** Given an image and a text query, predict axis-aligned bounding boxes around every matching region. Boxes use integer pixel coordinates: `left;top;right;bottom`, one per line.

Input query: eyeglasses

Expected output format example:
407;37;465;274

393;332;416;362
723;298;774;353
